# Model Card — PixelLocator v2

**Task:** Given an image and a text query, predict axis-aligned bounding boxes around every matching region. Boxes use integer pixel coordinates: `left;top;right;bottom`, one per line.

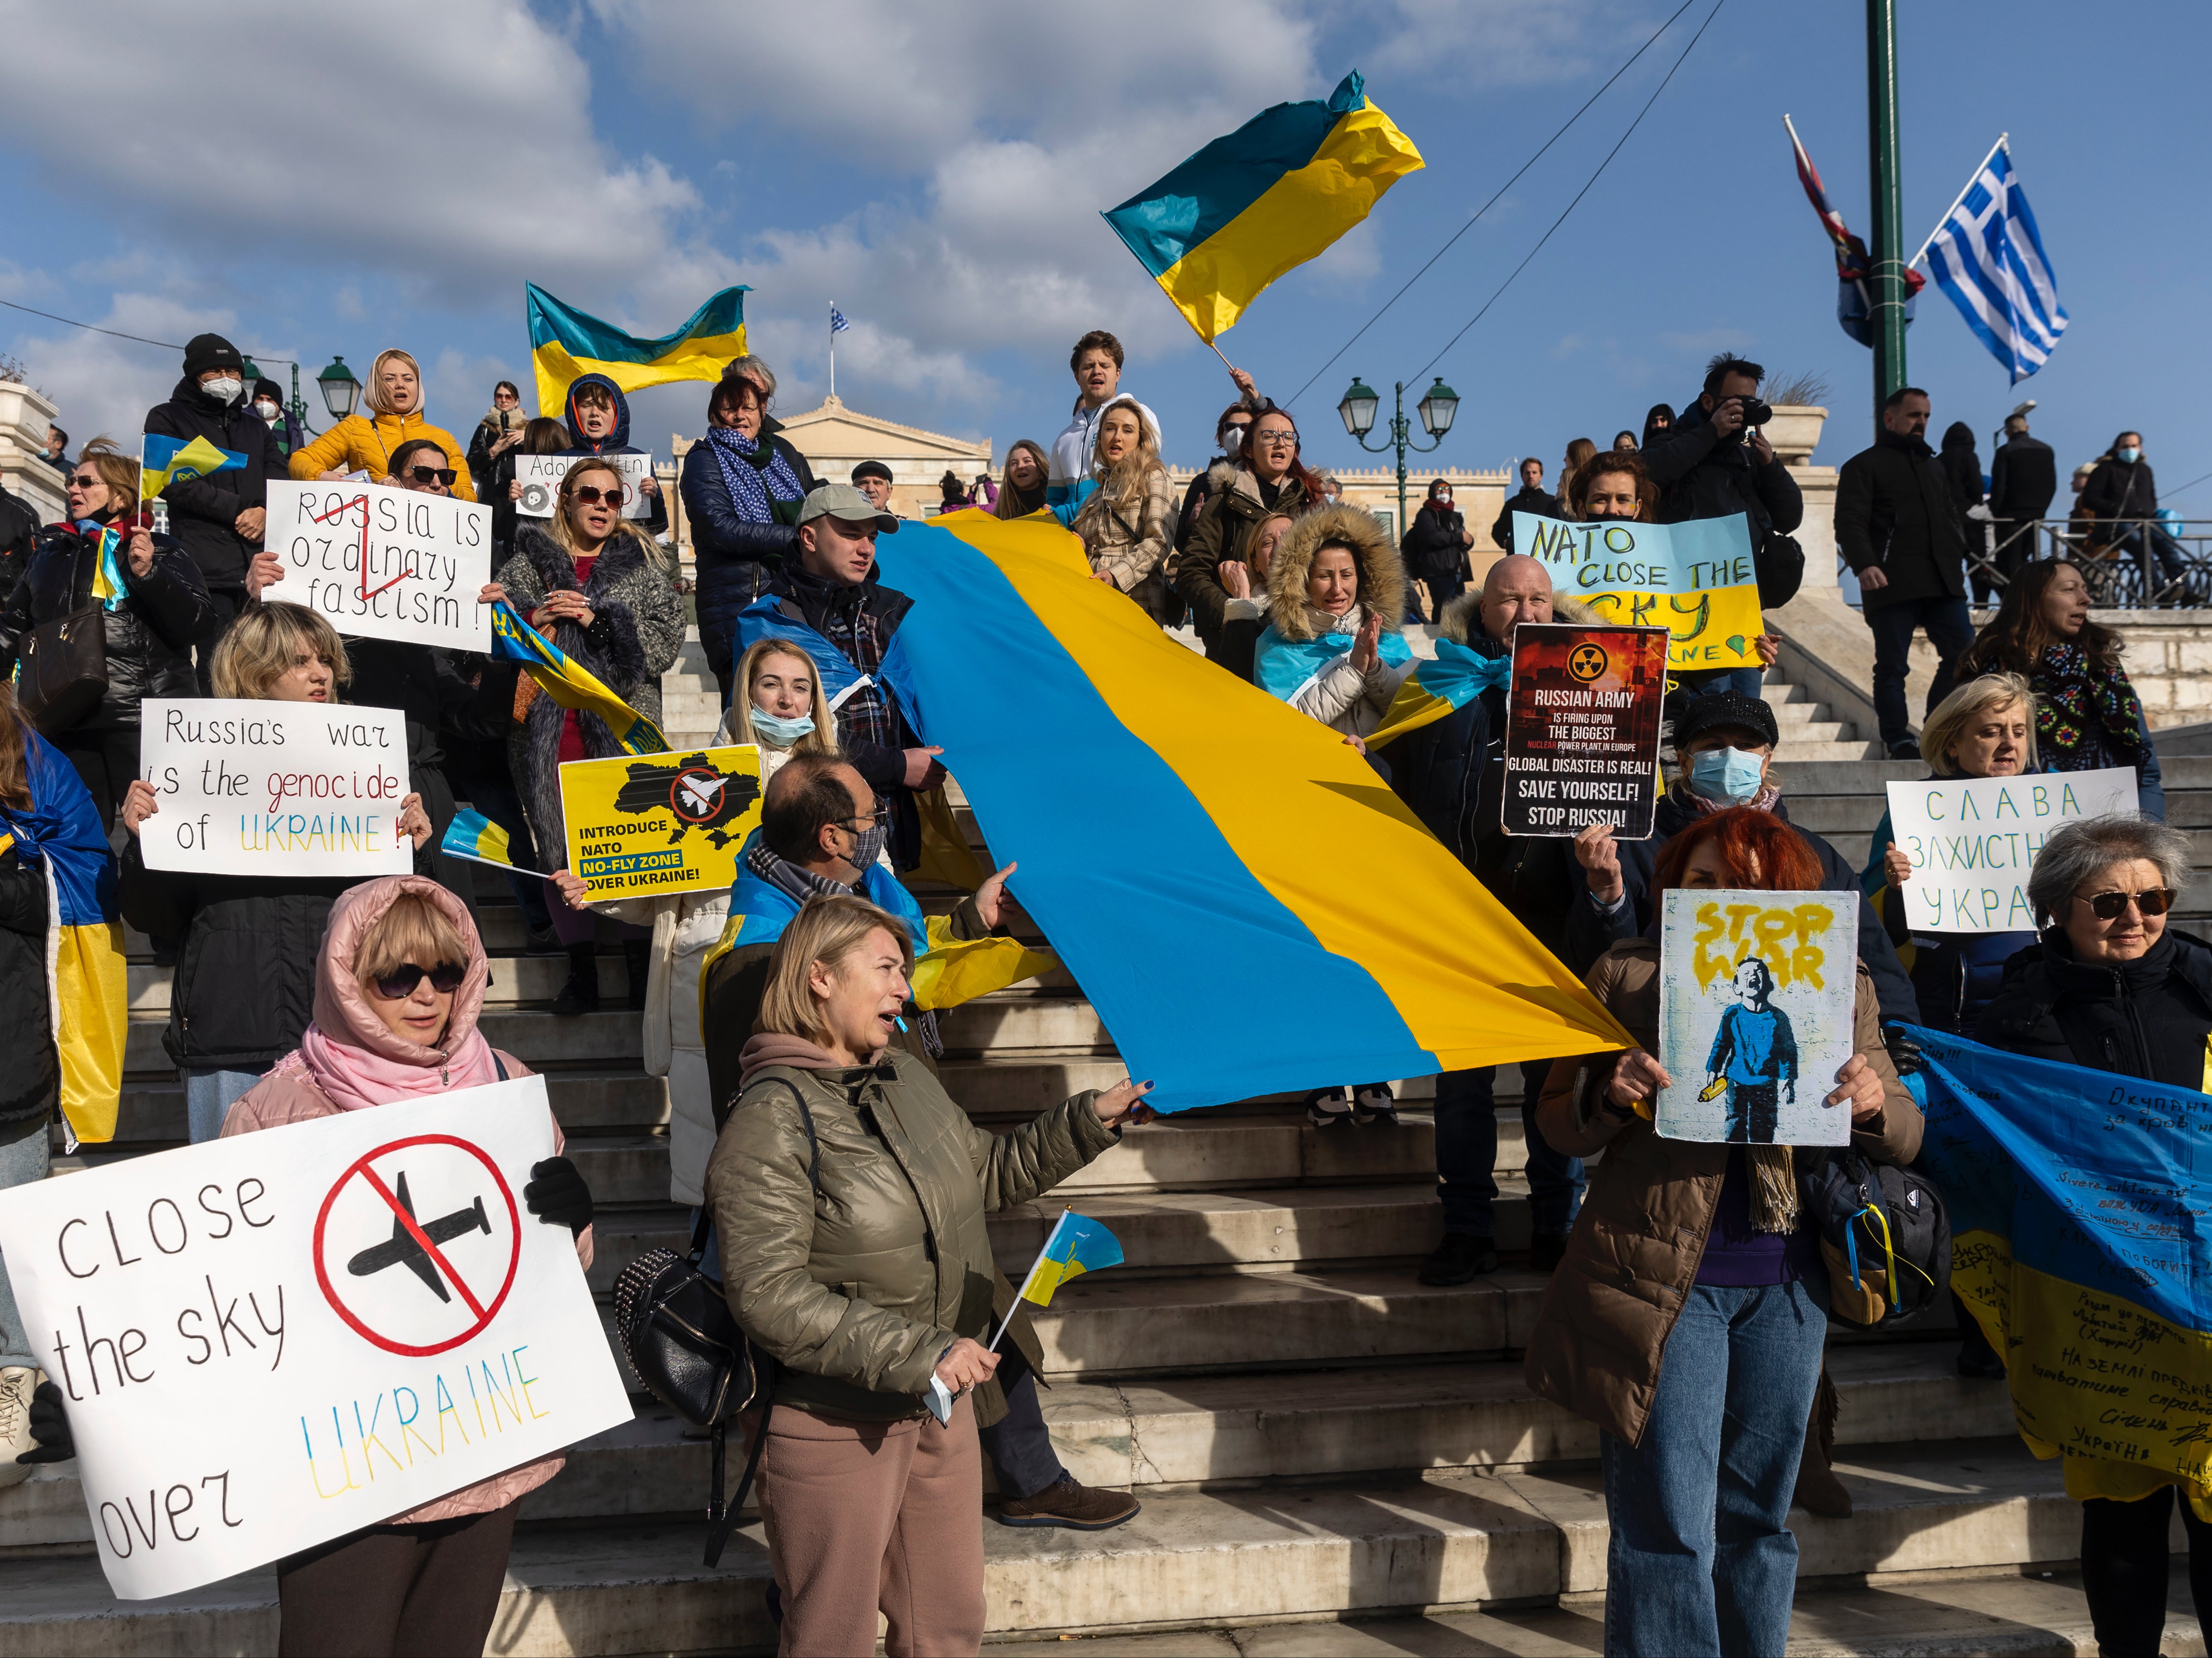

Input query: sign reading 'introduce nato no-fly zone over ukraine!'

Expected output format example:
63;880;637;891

260;479;493;651
1515;512;1763;674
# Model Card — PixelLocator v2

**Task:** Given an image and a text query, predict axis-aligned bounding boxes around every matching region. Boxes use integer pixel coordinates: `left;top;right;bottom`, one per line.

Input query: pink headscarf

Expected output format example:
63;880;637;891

295;875;502;1111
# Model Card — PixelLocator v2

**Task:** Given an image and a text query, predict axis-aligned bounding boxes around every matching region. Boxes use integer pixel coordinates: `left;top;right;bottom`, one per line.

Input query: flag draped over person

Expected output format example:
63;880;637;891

1101;70;1424;343
525;282;749;418
1919;140;2069;384
870;512;1633;1112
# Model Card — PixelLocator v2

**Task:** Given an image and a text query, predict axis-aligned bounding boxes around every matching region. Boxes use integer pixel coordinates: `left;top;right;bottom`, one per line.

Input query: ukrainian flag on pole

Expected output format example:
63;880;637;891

526;283;749;418
441;808;549;879
140;434;245;502
1102;71;1424;342
488;600;671;756
988;1210;1125;1352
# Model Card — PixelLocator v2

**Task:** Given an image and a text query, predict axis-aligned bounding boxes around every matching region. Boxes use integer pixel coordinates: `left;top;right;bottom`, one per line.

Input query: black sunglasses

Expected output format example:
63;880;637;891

571;483;629;507
408;466;457;486
2076;888;2177;921
372;961;468;1000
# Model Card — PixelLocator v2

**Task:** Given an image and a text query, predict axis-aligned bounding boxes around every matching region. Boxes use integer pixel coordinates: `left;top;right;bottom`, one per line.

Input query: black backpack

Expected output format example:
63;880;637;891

1800;1148;1950;1328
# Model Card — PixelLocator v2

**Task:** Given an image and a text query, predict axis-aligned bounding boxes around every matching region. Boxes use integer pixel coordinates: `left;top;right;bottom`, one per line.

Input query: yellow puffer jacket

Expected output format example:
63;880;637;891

287;411;479;501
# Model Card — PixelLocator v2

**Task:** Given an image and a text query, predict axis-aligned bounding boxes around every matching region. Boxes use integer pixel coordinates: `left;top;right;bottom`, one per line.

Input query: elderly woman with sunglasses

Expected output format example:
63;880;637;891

1973;811;2212;1657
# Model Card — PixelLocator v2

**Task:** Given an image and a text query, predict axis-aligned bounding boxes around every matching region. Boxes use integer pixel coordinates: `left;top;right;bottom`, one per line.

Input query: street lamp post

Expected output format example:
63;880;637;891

1337;376;1459;541
318;356;362;424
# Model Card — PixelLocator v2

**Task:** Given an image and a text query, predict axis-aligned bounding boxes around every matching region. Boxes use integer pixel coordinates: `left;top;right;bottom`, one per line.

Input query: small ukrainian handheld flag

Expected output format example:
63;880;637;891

988;1210;1125;1354
527;282;750;419
140;433;246;501
1102;71;1423;343
489;599;671;757
440;809;549;879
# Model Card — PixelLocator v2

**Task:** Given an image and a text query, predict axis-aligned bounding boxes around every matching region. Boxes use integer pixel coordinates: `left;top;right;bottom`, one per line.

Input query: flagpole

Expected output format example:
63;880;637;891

985;1209;1068;1354
828;299;836;401
1909;132;2009;271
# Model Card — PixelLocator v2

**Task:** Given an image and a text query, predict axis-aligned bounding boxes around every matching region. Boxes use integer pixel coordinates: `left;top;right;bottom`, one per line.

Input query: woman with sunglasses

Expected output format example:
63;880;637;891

0;439;216;828
118;602;434;1141
1975;813;2210;1657
498;457;685;1015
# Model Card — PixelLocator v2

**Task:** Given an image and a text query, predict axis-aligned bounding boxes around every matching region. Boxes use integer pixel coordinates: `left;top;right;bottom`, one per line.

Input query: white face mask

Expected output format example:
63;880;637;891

253;399;281;422
202;376;243;404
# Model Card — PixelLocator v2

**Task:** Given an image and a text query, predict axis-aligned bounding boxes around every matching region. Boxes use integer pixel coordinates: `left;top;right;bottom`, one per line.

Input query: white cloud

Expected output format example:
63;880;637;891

10;294;266;450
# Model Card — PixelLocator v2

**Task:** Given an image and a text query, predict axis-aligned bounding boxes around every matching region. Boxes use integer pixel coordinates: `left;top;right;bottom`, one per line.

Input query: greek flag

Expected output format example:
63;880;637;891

830;304;850;335
1923;143;2067;384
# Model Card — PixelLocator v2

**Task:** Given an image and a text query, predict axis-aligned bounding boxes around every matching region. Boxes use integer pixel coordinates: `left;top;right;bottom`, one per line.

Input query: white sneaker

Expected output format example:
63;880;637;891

0;1367;38;1489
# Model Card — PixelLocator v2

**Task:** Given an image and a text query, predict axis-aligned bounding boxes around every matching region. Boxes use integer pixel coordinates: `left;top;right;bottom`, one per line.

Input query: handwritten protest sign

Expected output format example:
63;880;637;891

1503;621;1668;838
515;453;653;520
0;1078;630;1599
261;480;493;650
561;745;764;900
1515;512;1763;675
1656;888;1856;1146
1883;768;2136;934
135;698;414;877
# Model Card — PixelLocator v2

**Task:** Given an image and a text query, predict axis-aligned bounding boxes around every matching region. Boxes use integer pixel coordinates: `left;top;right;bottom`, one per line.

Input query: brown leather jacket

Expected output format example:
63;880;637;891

1523;938;1922;1448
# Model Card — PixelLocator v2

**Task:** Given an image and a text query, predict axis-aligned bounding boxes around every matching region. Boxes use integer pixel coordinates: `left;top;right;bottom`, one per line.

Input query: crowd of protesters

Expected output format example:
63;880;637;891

0;323;2202;1658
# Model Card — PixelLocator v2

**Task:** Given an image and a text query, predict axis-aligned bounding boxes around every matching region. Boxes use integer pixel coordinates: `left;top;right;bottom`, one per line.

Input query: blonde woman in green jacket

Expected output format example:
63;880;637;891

709;893;1153;1656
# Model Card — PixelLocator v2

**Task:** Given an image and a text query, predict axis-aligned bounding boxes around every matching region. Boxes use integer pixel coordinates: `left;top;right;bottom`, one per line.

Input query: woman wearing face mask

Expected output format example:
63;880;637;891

288;347;478;501
0;440;217;828
1175;406;1319;659
2079;430;2188;601
1529;806;1918;1658
1956;558;2164;817
117;604;432;1142
993;440;1050;520
1401;478;1473;620
1175;401;1261;555
250;378;306;473
498;458;685;1016
1072;398;1176;621
1641;403;1675;449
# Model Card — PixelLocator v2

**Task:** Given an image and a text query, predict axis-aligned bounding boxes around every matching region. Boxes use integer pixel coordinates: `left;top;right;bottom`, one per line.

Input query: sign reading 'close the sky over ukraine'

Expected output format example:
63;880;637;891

261;480;493;650
1883;768;2137;933
1515;512;1764;674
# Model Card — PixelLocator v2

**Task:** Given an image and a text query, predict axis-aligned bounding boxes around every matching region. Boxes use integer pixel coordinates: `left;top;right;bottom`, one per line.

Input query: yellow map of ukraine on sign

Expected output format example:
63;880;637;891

559;745;764;901
1514;512;1763;675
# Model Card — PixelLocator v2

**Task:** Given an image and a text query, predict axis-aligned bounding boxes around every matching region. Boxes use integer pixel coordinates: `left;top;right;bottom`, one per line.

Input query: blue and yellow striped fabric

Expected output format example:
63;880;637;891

872;514;1631;1112
1020;1211;1125;1306
1368;640;1513;749
140;433;245;501
489;599;670;756
439;808;549;879
526;282;749;418
1101;71;1424;342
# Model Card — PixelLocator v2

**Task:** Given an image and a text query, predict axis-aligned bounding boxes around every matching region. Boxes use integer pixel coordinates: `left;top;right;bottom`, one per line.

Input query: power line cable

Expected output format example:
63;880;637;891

1407;0;1726;385
1283;0;1701;411
0;296;302;368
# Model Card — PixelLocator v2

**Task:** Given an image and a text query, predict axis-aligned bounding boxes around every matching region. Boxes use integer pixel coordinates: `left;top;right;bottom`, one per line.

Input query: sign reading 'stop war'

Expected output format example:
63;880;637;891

559;744;764;900
1503;622;1668;838
1515;512;1763;674
1882;768;2136;933
514;453;653;520
261;480;493;651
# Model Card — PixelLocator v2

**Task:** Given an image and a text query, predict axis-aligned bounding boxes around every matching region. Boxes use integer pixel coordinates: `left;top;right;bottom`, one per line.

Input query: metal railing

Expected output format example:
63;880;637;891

1966;517;2212;608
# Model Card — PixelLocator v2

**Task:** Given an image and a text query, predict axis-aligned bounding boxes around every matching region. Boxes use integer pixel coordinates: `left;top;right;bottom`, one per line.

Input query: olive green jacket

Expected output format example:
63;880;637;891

706;1044;1118;1424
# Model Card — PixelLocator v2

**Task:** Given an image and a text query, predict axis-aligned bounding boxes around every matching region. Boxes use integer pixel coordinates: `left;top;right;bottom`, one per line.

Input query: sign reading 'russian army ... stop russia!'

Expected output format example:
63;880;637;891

1515;511;1764;673
261;479;493;651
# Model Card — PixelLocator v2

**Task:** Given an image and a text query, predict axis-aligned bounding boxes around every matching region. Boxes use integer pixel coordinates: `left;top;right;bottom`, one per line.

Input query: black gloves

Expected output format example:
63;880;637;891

1884;1023;1925;1078
525;1156;594;1236
19;1381;73;1465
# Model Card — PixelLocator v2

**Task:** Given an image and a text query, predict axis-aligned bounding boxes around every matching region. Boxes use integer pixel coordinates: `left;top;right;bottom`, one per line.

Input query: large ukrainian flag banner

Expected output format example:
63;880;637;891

526;283;749;418
1515;512;1764;677
872;513;1632;1111
1101;71;1424;342
1907;1025;2212;1519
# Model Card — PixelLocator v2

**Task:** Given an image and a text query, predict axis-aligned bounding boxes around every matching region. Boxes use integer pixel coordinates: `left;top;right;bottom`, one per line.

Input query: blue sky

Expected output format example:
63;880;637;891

4;1;2206;507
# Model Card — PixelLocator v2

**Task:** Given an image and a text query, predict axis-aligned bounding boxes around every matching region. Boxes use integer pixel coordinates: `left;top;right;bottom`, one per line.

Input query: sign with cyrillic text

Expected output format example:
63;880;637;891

135;698;414;877
0;1079;630;1599
559;745;764;900
1883;768;2137;933
261;480;493;650
1503;621;1668;838
1515;512;1763;674
514;453;653;520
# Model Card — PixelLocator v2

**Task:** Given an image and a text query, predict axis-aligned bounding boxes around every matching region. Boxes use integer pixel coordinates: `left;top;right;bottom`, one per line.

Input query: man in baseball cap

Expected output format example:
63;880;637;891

850;460;896;511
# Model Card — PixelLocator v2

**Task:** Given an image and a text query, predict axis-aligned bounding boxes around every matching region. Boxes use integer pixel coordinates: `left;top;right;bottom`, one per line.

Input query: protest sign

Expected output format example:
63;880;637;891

514;452;653;520
135;697;414;877
561;744;764;900
0;1078;631;1600
1883;768;2136;934
1502;621;1668;838
1514;512;1763;675
1655;887;1856;1146
261;479;493;650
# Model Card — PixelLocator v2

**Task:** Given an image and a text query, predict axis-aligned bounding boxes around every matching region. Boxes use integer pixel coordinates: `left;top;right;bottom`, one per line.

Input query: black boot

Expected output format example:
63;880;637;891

623;939;650;1013
550;942;599;1017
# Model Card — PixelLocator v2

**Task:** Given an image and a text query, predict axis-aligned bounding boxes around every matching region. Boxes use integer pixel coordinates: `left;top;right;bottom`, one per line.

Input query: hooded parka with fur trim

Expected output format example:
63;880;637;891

1254;503;1413;739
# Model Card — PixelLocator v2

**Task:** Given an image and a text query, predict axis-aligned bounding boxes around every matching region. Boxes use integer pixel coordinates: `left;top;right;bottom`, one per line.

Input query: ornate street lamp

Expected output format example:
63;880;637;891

1340;375;1454;539
318;356;362;422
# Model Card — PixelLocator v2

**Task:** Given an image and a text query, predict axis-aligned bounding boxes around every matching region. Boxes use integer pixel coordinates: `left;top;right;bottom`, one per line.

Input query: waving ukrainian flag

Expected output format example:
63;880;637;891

1102;71;1424;342
140;434;246;502
488;599;670;756
527;283;749;418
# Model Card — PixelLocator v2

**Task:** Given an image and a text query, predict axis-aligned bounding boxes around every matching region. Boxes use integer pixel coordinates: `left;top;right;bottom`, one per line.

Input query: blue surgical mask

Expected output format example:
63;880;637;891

2117;446;2141;464
1688;746;1765;803
749;706;816;748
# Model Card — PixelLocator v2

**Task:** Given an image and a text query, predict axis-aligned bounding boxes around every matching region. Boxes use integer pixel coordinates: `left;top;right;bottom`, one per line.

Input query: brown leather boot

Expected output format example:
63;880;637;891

1791;1365;1852;1518
997;1473;1140;1530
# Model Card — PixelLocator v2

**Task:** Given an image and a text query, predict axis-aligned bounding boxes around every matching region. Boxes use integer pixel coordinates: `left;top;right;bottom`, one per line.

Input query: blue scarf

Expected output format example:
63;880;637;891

701;426;805;525
1253;614;1414;703
75;520;128;613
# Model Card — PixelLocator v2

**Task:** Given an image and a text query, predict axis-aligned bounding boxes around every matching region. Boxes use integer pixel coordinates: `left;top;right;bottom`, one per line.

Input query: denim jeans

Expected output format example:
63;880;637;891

0;1114;52;1368
1434;1062;1584;1237
1864;596;1973;749
1601;1277;1829;1658
184;1067;263;1145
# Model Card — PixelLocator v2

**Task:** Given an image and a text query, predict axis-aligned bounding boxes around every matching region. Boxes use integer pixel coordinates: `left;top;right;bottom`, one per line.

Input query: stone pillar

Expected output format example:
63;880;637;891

0;381;66;526
1767;405;1836;590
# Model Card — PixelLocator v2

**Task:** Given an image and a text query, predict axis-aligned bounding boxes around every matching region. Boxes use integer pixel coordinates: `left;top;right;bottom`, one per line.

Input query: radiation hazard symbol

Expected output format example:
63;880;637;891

1567;641;1611;682
313;1134;522;1357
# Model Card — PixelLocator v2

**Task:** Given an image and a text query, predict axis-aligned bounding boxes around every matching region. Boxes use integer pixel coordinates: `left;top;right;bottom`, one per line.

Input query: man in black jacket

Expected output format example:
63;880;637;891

1490;458;1559;553
1837;387;1971;758
144;333;270;689
1986;411;2056;581
1643;353;1804;603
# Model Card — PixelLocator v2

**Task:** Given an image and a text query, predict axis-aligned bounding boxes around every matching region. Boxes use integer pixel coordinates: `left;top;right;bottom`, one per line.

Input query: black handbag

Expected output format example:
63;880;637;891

1801;1148;1950;1328
1756;531;1807;611
17;539;108;733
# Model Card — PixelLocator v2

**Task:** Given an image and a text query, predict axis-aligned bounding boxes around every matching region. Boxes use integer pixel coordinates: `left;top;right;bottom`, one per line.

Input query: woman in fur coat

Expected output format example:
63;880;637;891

1251;503;1416;744
496;457;685;1016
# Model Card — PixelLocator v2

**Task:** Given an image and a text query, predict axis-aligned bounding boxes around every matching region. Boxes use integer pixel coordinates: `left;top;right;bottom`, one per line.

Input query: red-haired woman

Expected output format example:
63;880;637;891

1525;806;1921;1658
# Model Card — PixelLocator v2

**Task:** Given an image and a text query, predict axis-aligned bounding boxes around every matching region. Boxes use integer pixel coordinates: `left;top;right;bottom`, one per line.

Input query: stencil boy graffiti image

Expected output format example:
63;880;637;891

1702;957;1797;1143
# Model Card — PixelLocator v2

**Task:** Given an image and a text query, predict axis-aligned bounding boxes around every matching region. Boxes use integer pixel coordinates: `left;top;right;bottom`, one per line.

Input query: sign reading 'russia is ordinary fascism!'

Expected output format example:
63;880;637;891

260;480;493;651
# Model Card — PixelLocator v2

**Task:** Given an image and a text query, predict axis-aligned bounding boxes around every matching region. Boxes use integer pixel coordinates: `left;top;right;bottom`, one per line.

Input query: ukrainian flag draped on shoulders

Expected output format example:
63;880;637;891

1906;1025;2212;1519
0;729;126;1145
1251;626;1507;749
526;283;749;420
